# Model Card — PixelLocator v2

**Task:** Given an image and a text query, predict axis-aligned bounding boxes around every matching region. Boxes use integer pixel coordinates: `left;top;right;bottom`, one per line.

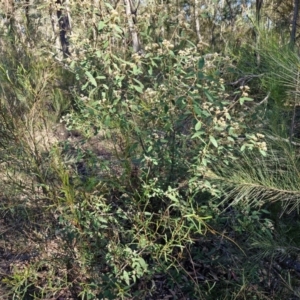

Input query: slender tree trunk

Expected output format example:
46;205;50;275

56;0;71;57
160;0;165;39
92;0;100;46
256;0;263;23
290;0;299;48
124;0;141;53
194;0;202;42
290;70;300;143
25;0;30;26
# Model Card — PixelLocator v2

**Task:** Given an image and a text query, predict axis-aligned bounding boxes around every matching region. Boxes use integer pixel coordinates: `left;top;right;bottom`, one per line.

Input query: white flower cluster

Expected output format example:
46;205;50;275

240;85;250;97
144;88;157;97
197;41;209;49
257;141;267;151
144;43;159;51
159;84;167;92
178;47;195;56
60;113;74;130
247;133;267;151
132;53;141;62
142;87;162;104
162;39;174;49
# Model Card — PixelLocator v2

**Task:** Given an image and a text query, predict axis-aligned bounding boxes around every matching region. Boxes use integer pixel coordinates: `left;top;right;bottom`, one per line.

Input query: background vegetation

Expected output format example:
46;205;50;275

1;0;300;299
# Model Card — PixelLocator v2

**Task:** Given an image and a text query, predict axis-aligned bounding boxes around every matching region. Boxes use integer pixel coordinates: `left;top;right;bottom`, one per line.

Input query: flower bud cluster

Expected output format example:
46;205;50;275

132;53;141;62
257;141;267;151
162;39;174;49
144;88;157;97
240;85;250;97
145;43;159;51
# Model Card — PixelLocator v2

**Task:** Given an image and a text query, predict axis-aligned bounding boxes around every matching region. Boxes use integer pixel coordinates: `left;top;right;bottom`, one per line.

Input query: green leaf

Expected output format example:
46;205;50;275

111;24;123;34
104;115;111;126
123;270;130;286
191;131;204;139
193;105;202;116
239;97;253;105
104;2;114;10
138;257;148;270
204;90;214;102
195;121;202;131
164;104;169;113
132;78;144;88
133;85;143;93
85;71;97;87
198;71;204;79
198;57;205;69
259;150;267;156
167;193;179;203
209;135;218;148
98;21;106;31
81;82;88;91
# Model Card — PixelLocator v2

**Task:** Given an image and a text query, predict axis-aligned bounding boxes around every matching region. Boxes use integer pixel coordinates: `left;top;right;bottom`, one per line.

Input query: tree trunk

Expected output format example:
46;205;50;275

124;0;141;53
25;0;30;26
56;0;71;57
256;0;263;23
290;0;299;48
195;0;202;42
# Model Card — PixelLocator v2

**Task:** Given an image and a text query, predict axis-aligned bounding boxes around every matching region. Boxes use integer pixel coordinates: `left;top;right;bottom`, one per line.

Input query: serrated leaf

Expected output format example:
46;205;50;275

209;135;218;148
85;71;97;87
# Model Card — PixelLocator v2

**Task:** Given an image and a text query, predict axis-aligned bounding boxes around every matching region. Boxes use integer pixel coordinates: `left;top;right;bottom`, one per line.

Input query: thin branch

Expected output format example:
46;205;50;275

228;74;264;87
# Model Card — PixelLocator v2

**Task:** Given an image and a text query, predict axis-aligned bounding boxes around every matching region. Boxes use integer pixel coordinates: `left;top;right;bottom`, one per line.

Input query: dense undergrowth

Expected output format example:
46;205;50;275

1;1;300;299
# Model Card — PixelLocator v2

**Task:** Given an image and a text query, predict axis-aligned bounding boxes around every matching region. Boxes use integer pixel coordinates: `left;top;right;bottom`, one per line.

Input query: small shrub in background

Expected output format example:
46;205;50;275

1;1;300;299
